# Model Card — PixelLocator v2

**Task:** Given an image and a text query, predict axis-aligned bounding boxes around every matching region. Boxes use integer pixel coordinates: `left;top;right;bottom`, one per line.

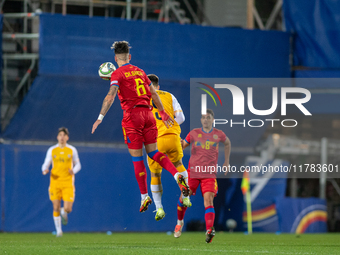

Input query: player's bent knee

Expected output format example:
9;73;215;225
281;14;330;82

173;160;183;168
65;208;72;213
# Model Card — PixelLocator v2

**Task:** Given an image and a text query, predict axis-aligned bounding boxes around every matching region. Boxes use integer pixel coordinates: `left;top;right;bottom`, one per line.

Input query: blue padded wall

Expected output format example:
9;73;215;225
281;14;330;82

284;0;340;68
1;143;209;232
1;143;246;232
3;14;290;143
38;14;290;80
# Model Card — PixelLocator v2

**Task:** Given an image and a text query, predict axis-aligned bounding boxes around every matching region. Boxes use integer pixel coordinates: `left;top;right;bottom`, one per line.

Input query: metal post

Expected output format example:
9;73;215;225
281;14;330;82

52;1;55;14
89;0;93;17
142;0;147;21
23;0;28;53
290;176;297;198
164;0;169;23
320;137;328;199
12;59;36;99
126;0;131;20
62;0;67;15
252;6;264;30
265;0;283;30
3;58;8;96
183;0;200;25
247;0;254;29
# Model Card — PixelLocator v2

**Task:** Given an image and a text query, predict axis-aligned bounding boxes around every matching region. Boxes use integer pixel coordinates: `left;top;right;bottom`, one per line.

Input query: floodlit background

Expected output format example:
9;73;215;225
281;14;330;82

0;0;339;234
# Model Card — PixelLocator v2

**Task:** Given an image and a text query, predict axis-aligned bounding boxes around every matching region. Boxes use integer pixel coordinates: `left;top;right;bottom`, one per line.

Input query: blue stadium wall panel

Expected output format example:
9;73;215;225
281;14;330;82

38;14;290;80
3;14;290;142
2;74;190;142
1;143;209;232
284;0;340;68
0;14;2;135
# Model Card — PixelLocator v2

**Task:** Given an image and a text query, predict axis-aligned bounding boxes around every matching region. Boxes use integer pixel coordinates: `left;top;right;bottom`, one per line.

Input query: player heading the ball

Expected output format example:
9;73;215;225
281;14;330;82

92;41;191;213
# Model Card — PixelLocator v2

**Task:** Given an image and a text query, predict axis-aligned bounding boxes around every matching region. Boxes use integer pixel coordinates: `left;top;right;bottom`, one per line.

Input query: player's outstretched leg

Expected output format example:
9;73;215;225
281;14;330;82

155;207;165;221
60;207;68;225
131;156;152;212
53;211;63;237
148;150;190;196
175;163;191;207
205;227;215;243
174;220;184;238
140;195;152;213
150;174;165;221
174;197;187;238
150;173;165;220
204;200;216;243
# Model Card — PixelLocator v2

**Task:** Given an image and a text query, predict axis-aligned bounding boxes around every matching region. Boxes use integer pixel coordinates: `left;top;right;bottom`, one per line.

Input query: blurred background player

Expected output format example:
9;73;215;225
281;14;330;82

41;127;81;237
174;109;230;243
146;74;191;221
92;41;190;214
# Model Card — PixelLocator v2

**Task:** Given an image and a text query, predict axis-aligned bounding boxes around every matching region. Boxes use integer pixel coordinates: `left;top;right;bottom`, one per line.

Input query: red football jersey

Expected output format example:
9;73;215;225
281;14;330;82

110;63;152;112
185;127;227;177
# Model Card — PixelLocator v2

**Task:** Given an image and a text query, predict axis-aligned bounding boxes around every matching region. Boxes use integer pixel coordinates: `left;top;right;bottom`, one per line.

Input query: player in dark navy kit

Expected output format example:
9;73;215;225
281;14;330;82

174;109;231;243
92;41;190;213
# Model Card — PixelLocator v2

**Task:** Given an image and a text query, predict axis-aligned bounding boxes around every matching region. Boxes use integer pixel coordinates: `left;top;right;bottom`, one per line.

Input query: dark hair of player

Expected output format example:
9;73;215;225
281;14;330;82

147;74;159;87
111;41;130;54
204;109;214;118
58;127;69;136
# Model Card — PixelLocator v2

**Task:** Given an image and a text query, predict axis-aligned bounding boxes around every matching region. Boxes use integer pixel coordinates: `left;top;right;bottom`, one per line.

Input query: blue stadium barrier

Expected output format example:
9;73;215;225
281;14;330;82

38;14;290;80
284;0;340;68
2;75;190;143
276;197;327;233
0;143;206;232
3;14;290;145
0;143;246;232
0;14;2;136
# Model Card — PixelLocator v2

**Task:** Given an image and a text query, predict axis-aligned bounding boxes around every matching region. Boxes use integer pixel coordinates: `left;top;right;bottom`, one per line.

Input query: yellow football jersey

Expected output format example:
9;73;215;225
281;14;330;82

42;144;80;182
151;90;182;137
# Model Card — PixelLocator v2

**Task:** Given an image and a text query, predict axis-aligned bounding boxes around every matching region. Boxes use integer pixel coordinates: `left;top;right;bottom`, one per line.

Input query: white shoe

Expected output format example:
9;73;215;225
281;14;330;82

174;221;184;238
56;231;63;237
61;208;68;225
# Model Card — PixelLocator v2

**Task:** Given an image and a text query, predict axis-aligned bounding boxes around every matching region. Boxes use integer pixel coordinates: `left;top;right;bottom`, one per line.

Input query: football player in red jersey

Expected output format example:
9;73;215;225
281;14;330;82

92;41;190;213
174;109;231;243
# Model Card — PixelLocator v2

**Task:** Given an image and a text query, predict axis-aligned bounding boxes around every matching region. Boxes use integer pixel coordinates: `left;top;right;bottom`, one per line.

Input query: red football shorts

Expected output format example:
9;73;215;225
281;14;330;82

122;106;158;149
188;169;218;197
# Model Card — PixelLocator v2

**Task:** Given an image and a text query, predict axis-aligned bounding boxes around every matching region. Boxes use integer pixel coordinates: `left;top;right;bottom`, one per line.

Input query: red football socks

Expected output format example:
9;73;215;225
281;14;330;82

152;151;178;176
205;206;215;230
132;158;148;195
177;198;188;221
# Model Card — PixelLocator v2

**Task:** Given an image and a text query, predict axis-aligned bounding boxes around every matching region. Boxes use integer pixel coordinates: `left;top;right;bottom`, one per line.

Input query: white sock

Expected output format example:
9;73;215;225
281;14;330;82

174;172;180;182
53;216;62;234
61;208;68;217
180;170;189;184
151;184;163;210
141;193;149;201
177;219;184;226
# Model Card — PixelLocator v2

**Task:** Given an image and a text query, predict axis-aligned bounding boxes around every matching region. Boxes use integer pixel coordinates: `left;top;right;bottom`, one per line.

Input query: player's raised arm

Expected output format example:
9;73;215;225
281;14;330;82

149;85;174;128
92;85;118;134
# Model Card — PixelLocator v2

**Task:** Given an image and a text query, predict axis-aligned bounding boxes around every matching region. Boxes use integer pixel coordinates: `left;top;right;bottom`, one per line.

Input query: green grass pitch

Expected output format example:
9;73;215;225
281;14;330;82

1;232;340;254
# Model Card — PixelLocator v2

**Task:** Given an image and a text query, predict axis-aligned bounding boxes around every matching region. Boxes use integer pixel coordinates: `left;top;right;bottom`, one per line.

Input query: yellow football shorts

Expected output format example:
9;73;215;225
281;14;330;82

49;178;75;202
147;134;183;174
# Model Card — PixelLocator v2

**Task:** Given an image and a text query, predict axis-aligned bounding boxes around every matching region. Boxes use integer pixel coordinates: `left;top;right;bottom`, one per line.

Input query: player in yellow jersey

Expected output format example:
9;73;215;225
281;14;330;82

41;127;81;237
147;74;191;221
